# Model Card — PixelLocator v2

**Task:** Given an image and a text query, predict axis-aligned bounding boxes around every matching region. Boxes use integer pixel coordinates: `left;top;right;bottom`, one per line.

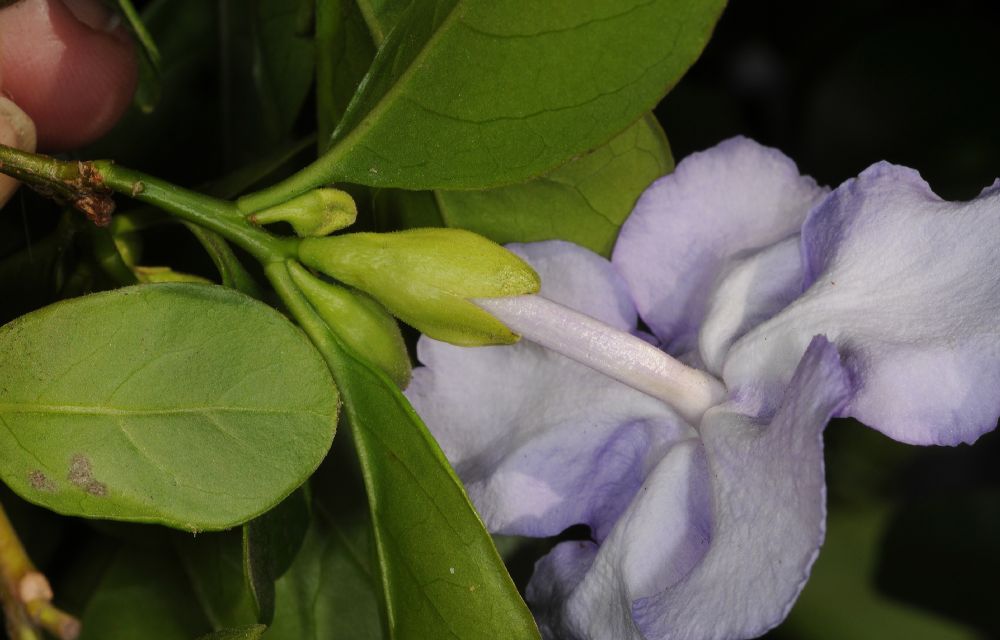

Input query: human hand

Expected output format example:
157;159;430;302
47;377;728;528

0;0;137;204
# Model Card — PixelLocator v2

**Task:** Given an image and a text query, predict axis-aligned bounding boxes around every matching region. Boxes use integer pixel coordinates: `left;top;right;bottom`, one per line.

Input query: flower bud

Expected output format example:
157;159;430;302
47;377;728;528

288;262;412;388
298;229;540;346
249;188;357;237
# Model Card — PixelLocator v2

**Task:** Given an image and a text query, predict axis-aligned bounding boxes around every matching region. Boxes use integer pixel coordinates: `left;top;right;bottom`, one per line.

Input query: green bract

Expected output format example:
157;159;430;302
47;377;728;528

248;188;357;238
288;261;412;388
298;229;540;346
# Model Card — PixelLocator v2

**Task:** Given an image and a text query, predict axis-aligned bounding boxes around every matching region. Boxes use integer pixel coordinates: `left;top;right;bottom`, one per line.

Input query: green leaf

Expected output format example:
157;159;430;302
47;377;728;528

874;491;1000;637
182;223;263;298
251;0;317;141
265;498;384;639
319;330;539;638
80;545;211;640
242;0;724;207
198;626;268;640
355;0;409;44
435;113;673;256
243;488;312;625
176;530;258;630
116;0;163;113
778;506;979;640
315;0;376;147
0;284;338;530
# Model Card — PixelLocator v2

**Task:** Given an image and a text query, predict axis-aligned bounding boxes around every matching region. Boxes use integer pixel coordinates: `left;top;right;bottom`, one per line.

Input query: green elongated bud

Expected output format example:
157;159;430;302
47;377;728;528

288;261;412;388
249;188;357;237
298;229;541;346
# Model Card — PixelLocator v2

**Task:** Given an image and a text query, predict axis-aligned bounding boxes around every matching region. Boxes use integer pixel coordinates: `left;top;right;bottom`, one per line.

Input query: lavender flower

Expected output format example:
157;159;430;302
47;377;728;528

405;138;1000;639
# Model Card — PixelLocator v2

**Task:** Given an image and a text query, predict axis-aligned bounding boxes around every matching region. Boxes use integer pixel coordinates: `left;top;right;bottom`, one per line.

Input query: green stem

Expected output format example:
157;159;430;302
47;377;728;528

93;161;297;263
0;143;298;264
265;261;341;359
237;144;348;214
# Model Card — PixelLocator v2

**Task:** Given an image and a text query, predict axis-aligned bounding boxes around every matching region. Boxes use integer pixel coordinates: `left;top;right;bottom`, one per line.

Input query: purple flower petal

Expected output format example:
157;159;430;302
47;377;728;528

528;337;851;640
613;137;827;357
698;236;804;375
406;241;692;539
724;163;1000;445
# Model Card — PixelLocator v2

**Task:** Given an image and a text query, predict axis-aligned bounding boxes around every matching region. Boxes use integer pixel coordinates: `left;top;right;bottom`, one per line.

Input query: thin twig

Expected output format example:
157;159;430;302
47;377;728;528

0;502;80;640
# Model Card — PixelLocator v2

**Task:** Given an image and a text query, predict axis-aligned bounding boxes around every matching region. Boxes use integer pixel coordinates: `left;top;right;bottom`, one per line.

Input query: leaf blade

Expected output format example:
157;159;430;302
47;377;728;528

435;113;674;255
322;331;539;638
242;0;723;207
0;284;338;530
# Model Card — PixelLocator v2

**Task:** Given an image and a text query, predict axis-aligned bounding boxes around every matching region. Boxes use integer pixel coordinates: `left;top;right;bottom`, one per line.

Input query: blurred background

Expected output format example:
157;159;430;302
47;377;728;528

657;1;1000;638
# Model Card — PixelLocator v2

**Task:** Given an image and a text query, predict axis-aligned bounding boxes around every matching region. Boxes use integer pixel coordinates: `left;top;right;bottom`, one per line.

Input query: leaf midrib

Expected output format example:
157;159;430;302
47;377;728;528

0;403;325;417
327;0;462;162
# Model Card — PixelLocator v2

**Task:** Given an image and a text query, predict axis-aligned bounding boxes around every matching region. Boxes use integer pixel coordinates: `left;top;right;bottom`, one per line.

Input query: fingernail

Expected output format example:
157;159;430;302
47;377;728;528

0;97;37;207
60;0;120;32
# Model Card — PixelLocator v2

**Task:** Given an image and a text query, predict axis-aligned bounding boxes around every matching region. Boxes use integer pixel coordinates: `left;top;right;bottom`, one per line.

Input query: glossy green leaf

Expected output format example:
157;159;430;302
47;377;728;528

242;0;724;208
0;284;338;530
317;328;539;639
435;113;673;256
80;545;210;640
197;626;267;640
243;488;312;625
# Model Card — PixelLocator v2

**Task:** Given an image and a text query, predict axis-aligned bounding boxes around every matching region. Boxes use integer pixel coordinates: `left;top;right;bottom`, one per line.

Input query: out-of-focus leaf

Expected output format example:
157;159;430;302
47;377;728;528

775;506;979;640
116;0;163;113
0;216;77;323
0;284;338;530
315;0;376;147
80;545;210;640
197;626;267;640
373;189;444;231
264;501;384;639
252;0;316;140
875;492;1000;638
243;488;311;625
436;113;674;256
176;530;257;630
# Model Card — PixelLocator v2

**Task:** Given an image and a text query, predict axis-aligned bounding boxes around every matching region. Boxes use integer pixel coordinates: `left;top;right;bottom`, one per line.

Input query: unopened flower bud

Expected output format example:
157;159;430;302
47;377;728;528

288;261;411;388
298;229;540;346
249;188;357;237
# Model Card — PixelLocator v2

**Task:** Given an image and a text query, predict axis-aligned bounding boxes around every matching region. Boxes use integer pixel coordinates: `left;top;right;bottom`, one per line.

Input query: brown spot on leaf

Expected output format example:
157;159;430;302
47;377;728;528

28;470;55;492
67;454;107;497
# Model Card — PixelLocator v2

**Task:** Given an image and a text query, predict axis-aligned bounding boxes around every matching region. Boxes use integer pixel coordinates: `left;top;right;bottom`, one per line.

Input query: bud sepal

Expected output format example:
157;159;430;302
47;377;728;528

249;188;357;237
288;261;411;388
298;229;540;346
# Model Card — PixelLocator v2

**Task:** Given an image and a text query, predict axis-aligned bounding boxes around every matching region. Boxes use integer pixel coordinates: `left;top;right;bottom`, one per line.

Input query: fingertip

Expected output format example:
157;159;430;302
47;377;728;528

0;96;37;207
0;0;138;151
